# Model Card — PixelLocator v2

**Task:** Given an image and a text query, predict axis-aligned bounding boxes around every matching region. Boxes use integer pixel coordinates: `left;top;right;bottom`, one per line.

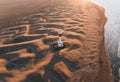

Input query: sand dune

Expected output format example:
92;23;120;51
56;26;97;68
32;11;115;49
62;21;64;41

0;0;113;82
0;0;54;28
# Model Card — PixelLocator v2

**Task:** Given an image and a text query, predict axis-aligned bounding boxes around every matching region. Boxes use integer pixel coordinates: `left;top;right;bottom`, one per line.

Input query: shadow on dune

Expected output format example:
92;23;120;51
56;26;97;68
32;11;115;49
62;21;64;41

6;57;33;70
0;73;13;82
20;72;44;82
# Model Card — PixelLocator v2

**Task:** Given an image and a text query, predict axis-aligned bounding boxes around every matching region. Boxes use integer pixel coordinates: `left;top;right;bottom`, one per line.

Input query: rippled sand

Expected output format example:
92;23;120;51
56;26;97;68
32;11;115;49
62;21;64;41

0;0;52;28
0;0;113;82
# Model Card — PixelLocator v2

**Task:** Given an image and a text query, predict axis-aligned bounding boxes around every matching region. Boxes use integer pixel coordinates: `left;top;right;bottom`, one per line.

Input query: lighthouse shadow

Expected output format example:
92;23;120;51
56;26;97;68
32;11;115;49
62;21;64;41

41;41;79;82
42;49;76;82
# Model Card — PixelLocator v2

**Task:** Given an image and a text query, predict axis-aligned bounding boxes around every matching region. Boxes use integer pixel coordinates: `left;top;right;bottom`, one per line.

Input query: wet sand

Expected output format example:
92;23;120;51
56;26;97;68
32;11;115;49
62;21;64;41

0;0;54;28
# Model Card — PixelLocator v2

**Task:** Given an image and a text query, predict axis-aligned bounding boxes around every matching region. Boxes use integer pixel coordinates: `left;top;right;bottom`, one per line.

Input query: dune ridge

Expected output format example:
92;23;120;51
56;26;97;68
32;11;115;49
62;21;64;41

0;0;113;82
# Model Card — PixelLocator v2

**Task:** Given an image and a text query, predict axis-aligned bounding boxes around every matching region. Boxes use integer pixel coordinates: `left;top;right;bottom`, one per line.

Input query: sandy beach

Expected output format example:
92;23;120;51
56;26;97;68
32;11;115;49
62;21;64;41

0;0;53;28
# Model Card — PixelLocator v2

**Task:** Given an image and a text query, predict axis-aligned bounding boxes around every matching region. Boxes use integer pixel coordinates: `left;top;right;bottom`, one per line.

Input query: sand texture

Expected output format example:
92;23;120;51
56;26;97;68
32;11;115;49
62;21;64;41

0;0;113;82
0;0;53;28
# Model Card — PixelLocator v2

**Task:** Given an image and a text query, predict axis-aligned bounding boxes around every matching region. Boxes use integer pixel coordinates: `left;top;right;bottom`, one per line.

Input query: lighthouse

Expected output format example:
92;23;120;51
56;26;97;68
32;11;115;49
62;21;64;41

58;28;63;47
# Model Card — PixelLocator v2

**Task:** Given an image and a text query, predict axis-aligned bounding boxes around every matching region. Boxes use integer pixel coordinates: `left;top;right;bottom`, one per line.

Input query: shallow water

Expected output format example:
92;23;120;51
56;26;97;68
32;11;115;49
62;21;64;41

92;0;120;62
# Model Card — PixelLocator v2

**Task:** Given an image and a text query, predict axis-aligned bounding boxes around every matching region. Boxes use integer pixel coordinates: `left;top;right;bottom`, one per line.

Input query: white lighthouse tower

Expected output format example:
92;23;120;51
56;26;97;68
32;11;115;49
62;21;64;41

58;28;63;47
